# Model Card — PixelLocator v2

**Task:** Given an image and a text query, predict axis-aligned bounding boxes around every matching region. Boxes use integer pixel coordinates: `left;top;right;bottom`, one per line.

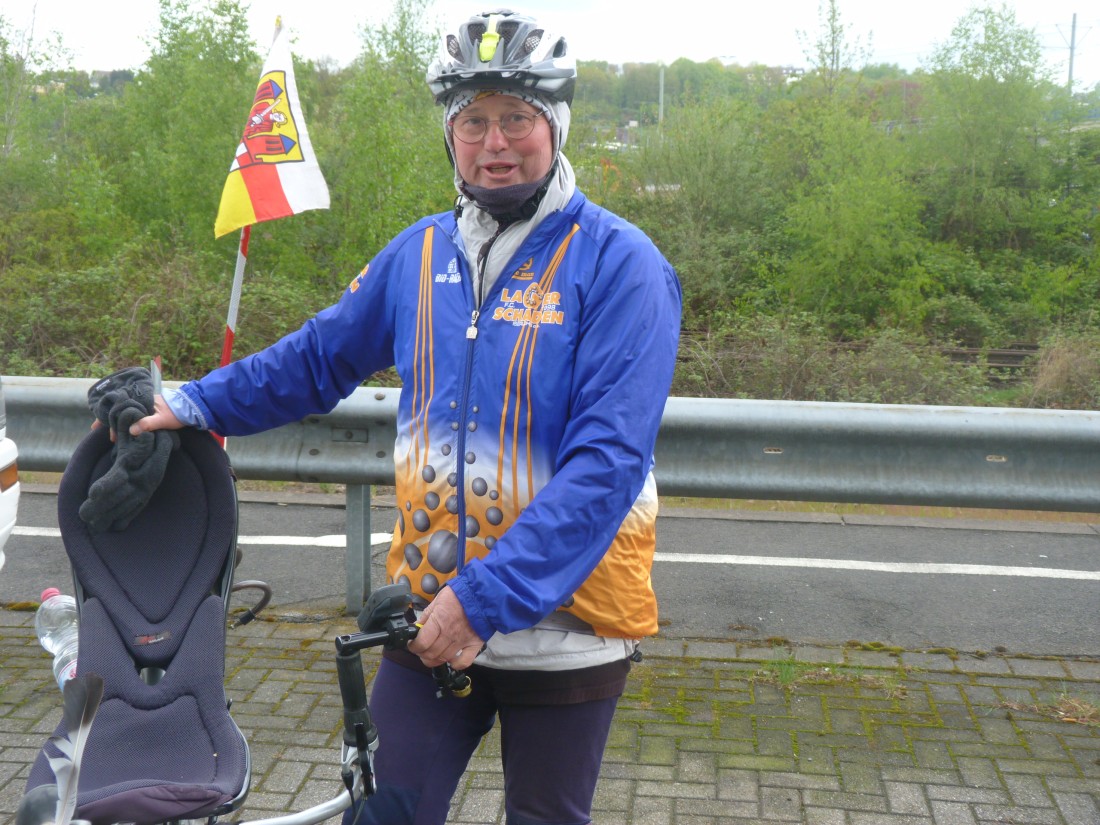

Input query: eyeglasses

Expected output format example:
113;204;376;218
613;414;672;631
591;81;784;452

451;111;545;144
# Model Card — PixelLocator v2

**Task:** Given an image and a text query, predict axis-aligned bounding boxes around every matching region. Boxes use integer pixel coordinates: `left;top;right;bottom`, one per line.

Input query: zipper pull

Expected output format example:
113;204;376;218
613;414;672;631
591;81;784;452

466;310;480;340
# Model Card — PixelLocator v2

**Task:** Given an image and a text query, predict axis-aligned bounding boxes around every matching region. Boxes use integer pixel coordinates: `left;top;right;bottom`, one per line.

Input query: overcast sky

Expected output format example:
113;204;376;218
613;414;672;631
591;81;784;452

5;0;1099;89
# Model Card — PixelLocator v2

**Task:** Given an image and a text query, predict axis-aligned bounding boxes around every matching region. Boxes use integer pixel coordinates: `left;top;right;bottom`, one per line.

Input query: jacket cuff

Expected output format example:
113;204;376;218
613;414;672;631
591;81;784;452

167;384;212;430
445;576;494;642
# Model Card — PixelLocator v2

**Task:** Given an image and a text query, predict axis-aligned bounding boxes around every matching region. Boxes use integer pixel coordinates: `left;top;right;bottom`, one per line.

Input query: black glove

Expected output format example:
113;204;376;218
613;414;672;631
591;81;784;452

79;367;179;533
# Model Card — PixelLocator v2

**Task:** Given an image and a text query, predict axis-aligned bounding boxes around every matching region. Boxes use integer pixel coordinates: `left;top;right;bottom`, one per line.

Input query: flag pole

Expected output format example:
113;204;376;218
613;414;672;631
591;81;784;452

220;224;251;367
212;225;249;448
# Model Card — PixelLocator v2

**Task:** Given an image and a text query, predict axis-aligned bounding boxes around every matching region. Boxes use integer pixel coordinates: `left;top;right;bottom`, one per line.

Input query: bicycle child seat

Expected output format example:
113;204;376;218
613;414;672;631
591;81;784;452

24;424;250;824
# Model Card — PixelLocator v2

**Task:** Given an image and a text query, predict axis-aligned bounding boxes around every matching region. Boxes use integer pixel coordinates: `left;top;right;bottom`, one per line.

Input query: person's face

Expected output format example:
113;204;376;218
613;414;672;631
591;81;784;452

451;94;554;189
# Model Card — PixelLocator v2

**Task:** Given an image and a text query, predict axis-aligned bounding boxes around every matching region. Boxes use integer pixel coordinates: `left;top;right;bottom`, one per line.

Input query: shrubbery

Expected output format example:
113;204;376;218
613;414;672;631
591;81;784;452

1;1;1098;410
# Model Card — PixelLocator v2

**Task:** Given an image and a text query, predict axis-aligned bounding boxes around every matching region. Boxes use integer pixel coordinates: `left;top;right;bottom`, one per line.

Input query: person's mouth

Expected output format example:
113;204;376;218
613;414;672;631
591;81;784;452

482;162;516;177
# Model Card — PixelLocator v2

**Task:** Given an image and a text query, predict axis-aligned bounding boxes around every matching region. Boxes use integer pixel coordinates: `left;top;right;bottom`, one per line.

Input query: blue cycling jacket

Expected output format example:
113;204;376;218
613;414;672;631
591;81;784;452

178;190;681;641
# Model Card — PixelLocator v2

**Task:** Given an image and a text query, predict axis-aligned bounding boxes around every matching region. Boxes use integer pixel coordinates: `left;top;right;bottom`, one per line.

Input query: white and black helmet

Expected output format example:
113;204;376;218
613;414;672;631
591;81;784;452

426;9;576;105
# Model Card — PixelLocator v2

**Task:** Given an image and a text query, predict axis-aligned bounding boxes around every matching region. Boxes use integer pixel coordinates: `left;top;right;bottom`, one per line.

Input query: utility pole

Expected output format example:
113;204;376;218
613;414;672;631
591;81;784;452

1068;13;1077;92
658;64;664;127
1065;13;1078;203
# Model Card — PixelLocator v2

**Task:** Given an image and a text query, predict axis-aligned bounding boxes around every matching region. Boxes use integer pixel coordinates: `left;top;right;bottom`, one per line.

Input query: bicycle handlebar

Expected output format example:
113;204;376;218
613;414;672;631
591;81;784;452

335;650;376;749
319;585;473;817
334;621;471;699
332;584;473;744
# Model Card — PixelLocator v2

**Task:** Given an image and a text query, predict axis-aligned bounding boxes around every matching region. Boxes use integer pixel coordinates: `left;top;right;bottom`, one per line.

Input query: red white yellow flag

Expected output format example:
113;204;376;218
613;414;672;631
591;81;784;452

214;19;329;238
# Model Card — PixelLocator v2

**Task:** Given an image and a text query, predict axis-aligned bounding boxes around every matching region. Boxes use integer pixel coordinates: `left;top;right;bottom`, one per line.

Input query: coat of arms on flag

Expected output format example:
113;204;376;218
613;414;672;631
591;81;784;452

214;20;329;238
239;75;304;165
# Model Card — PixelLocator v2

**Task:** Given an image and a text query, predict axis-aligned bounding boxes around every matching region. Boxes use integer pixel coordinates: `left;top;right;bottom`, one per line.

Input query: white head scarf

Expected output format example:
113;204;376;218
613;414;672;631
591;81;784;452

441;87;577;303
442;87;571;195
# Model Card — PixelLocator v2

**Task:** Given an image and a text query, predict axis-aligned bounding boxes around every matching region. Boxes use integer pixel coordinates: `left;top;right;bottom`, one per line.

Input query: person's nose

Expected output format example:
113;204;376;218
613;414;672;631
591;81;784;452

482;121;510;150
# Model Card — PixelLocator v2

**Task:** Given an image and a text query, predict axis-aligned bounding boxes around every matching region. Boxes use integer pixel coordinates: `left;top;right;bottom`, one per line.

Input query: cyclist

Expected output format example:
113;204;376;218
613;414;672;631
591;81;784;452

132;9;681;824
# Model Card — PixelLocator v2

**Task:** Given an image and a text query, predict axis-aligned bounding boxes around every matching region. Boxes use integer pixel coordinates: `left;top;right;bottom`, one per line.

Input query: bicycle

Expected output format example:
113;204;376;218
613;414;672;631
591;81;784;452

17;420;468;825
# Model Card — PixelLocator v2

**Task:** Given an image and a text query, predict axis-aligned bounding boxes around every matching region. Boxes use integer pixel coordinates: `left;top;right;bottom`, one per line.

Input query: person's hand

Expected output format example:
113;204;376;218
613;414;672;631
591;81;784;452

408;586;483;670
127;394;184;437
91;394;182;442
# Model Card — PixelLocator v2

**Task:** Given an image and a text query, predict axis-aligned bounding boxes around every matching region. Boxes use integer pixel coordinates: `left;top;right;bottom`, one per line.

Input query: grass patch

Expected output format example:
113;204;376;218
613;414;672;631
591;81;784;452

659;496;1100;524
752;653;906;699
1000;693;1100;727
19;470;344;496
756;653;806;686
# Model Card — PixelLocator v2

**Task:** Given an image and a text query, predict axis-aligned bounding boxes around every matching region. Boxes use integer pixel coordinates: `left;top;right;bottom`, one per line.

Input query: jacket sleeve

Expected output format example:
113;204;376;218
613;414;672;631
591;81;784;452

176;239;409;437
448;222;682;638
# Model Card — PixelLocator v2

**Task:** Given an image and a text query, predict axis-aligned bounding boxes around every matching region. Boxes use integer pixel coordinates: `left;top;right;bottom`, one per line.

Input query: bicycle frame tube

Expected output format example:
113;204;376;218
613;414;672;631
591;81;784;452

241;792;353;825
240;746;357;824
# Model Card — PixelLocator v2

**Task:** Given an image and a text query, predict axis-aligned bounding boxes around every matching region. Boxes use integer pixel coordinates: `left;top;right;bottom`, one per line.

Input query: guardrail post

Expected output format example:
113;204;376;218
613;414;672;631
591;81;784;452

344;483;371;615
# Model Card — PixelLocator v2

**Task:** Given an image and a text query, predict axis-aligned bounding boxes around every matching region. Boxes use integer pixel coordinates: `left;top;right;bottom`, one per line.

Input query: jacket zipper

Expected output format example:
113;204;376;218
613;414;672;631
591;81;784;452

455;221;510;574
454;308;479;573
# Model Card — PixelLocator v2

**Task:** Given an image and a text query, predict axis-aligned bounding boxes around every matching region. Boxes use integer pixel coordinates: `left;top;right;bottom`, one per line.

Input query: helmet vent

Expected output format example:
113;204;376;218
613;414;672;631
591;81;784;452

552;37;567;58
497;20;519;45
446;34;463;59
522;30;543;55
467;22;486;44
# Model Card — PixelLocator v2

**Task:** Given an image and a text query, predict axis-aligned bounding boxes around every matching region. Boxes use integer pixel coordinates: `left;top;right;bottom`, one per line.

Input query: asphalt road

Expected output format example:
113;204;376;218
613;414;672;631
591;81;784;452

3;488;1098;657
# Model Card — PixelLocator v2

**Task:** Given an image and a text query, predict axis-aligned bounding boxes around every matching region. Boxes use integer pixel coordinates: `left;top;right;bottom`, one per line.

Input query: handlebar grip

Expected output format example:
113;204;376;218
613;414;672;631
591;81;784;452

336;649;376;748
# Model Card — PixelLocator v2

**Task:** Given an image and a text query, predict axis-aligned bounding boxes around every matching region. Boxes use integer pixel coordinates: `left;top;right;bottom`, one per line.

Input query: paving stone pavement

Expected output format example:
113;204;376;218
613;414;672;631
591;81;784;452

1;606;1098;825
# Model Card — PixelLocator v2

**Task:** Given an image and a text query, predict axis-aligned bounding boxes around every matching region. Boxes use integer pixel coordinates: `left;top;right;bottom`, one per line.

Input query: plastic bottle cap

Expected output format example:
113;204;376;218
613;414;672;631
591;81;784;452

40;588;61;601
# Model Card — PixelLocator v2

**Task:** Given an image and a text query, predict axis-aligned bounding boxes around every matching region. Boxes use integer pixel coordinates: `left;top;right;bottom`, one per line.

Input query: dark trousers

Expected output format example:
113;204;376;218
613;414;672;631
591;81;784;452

342;657;620;825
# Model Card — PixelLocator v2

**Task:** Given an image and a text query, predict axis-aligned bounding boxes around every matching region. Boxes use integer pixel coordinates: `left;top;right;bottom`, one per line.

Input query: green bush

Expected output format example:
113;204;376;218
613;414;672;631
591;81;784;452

0;241;398;381
674;315;989;405
1021;330;1100;410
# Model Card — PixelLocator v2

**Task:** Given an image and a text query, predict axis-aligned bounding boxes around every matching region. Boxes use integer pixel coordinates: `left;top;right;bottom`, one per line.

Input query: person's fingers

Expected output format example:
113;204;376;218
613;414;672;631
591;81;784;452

449;645;473;671
128;397;183;437
128;416;151;437
89;420;118;443
408;586;483;668
411;615;454;665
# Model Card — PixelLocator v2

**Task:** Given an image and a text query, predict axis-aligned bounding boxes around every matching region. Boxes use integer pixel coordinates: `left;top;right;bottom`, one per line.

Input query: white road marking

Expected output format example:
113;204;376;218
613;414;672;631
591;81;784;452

652;552;1100;580
13;526;392;547
236;533;395;547
15;527;1096;580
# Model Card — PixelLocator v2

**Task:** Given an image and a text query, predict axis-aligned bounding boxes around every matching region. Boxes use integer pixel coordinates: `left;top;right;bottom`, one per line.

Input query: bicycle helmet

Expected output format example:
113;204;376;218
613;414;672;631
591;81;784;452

426;9;576;105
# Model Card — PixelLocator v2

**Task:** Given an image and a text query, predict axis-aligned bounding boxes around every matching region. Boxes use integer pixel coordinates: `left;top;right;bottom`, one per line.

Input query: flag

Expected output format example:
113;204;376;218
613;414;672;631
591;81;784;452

214;19;329;238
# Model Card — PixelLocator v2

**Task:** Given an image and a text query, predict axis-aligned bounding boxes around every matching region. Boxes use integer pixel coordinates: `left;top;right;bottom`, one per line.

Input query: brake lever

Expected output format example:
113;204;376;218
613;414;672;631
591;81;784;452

337;583;474;699
431;664;472;698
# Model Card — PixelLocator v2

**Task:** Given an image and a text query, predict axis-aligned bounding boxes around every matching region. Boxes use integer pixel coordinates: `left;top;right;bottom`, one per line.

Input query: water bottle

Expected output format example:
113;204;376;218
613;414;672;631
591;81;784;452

35;588;80;690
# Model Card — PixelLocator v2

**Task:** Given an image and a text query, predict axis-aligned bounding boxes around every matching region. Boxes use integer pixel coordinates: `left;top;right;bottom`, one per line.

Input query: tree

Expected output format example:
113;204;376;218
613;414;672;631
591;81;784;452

618;62;662;123
797;0;871;99
0;12;121;270
108;0;259;249
914;4;1068;252
0;10;67;158
779;107;925;335
606;97;778;323
308;0;451;275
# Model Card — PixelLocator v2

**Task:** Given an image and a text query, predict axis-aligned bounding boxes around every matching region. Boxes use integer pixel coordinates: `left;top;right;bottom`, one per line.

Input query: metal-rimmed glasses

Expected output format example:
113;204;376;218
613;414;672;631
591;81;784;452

451;111;546;143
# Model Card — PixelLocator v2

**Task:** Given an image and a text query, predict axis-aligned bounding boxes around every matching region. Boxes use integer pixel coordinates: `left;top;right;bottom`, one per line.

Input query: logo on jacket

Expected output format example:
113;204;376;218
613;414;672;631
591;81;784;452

348;264;368;293
512;258;535;281
493;282;564;326
435;257;461;284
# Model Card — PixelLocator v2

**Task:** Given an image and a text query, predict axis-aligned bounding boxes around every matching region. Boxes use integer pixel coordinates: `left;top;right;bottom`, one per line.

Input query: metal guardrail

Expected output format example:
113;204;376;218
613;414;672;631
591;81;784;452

654;397;1100;512
2;376;400;483
5;376;1099;612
